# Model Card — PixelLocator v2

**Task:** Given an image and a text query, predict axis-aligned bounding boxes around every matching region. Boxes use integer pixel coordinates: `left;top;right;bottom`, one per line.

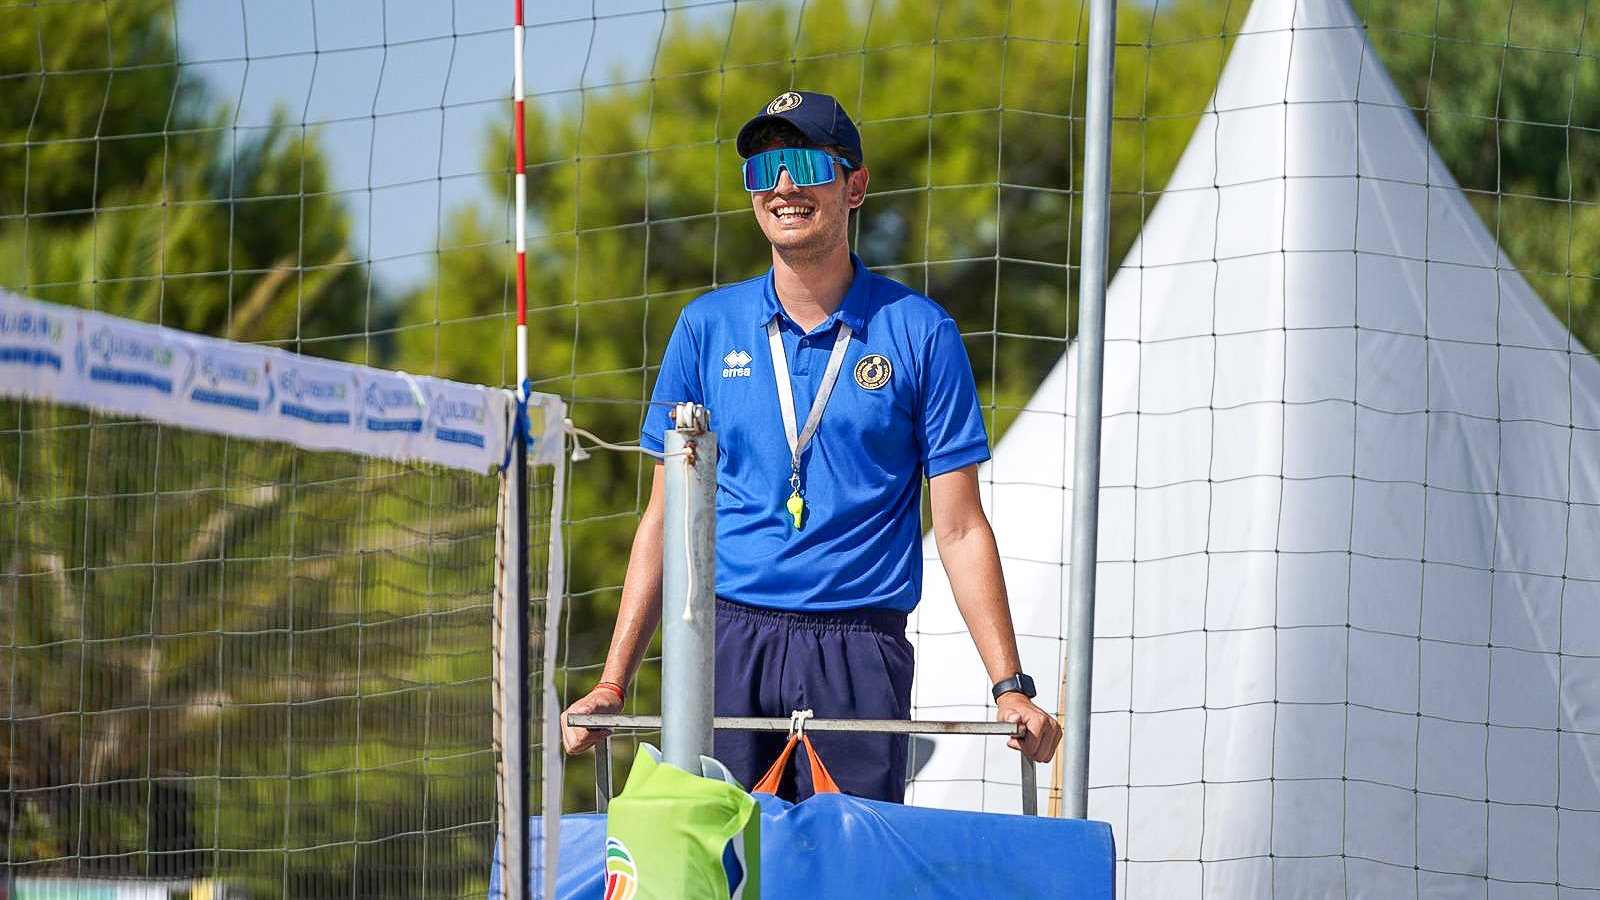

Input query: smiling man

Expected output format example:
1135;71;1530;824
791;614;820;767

561;90;1060;802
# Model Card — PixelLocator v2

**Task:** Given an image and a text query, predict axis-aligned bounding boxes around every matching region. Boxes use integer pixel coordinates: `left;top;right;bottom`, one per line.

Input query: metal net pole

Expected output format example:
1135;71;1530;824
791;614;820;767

661;404;717;772
1061;0;1118;821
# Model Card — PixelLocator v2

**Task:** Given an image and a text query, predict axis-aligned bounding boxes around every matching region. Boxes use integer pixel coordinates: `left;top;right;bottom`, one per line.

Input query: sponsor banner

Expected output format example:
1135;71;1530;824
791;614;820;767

360;370;426;437
272;353;360;450
0;291;546;474
425;378;494;453
0;297;73;402
78;315;196;424
191;343;273;413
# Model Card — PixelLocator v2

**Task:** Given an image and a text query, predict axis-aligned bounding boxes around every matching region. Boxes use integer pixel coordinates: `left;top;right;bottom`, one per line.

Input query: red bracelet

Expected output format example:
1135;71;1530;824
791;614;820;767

594;681;626;701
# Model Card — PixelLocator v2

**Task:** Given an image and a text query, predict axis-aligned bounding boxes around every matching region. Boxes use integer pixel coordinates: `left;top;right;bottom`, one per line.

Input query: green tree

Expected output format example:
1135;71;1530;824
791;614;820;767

0;0;378;356
0;1;201;223
1;3;493;898
1362;0;1600;349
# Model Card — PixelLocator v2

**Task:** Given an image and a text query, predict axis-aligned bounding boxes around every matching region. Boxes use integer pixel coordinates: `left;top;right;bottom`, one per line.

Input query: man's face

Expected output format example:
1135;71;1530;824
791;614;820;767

748;138;869;261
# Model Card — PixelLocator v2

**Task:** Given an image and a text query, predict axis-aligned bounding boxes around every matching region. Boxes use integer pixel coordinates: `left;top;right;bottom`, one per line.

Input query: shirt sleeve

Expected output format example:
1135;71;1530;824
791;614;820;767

917;317;991;477
640;311;703;454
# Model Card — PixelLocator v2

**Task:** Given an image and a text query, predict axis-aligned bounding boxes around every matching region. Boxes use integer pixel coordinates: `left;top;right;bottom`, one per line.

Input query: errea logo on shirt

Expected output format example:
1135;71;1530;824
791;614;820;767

722;349;752;378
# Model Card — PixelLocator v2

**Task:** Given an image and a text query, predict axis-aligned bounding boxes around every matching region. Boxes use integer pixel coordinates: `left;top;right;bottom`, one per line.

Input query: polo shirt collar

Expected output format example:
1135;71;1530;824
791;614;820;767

758;253;872;337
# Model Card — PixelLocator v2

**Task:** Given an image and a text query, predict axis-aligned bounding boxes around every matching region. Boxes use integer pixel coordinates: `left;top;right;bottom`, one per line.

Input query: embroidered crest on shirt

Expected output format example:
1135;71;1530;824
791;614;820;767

854;354;892;390
722;349;753;378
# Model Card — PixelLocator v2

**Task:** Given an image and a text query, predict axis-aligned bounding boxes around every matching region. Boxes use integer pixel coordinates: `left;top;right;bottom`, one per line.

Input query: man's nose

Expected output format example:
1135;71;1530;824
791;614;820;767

772;166;797;193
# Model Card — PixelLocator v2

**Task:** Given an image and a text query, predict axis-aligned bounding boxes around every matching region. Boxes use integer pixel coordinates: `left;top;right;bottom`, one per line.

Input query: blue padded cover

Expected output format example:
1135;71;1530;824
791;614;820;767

494;799;1114;899
488;813;606;900
756;793;1114;899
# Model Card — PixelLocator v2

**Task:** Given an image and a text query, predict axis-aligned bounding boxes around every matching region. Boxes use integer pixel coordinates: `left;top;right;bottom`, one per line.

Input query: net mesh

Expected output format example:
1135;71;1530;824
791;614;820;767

2;397;550;899
516;1;1600;896
1;0;575;894
6;0;1600;895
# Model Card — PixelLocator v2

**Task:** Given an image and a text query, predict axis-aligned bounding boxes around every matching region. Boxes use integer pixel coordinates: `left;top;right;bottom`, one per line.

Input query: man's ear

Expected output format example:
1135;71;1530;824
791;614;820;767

846;165;869;209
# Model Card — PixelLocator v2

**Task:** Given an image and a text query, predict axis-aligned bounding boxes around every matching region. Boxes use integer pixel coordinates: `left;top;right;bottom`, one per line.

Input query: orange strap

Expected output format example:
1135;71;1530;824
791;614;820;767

752;733;840;795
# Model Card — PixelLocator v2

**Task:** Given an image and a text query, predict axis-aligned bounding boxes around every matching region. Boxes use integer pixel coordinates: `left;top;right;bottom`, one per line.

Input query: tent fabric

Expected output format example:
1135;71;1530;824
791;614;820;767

906;0;1600;895
493;800;1114;900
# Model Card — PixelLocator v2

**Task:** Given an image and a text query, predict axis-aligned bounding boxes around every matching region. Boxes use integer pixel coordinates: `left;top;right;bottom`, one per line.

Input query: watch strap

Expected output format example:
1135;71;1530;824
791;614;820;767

992;672;1037;701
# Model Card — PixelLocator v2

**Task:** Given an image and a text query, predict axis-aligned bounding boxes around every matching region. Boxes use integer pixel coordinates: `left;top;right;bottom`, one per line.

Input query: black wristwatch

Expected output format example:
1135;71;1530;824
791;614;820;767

992;672;1037;701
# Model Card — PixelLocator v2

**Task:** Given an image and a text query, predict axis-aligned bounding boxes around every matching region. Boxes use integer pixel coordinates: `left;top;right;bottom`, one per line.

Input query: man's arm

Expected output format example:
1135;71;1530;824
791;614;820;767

928;463;1062;763
560;463;667;754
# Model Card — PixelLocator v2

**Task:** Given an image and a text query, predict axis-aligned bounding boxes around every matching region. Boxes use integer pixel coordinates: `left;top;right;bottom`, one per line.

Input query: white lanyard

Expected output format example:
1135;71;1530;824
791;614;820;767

766;315;853;527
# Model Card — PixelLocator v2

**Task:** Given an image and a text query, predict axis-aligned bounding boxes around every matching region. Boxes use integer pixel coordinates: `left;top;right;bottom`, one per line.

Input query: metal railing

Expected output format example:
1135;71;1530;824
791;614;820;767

569;714;1039;815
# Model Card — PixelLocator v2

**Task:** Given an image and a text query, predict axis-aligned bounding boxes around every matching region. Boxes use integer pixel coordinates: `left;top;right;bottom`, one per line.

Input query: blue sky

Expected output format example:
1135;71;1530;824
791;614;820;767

175;0;736;292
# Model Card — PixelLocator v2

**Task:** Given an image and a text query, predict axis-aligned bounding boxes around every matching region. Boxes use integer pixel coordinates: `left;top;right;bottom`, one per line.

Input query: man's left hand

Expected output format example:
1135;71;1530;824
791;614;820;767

996;692;1062;763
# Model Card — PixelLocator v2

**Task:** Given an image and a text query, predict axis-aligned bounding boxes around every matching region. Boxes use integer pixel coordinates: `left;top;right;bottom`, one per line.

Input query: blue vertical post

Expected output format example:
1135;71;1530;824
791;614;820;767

500;394;532;899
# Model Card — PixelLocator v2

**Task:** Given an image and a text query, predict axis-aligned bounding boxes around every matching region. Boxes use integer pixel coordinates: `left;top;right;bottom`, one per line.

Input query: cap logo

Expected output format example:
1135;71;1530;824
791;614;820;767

765;91;803;115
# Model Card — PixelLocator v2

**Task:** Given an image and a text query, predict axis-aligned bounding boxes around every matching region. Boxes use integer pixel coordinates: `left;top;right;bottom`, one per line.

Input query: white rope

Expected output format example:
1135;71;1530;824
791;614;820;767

564;419;691;461
562;418;699;622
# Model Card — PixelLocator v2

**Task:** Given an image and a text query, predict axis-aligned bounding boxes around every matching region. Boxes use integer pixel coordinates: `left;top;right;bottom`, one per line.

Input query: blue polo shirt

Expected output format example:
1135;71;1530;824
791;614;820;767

640;254;990;612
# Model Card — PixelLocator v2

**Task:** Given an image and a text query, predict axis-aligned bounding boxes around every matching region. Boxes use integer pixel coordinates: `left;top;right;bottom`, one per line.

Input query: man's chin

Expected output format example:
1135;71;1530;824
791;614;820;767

765;227;841;259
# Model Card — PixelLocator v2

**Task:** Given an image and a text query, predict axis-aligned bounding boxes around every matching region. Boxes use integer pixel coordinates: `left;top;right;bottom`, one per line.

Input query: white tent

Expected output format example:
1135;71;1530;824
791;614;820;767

907;0;1600;895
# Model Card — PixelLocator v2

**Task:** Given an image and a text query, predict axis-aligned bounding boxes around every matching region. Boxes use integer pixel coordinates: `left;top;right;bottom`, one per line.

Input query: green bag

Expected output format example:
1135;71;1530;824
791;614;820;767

603;745;759;900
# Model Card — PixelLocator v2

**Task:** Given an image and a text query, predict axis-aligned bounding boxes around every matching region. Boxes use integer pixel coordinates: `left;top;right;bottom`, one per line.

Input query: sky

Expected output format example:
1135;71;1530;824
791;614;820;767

174;0;739;293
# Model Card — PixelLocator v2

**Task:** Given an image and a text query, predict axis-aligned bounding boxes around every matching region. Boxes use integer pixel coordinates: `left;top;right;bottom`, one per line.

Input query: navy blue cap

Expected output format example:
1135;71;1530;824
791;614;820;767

736;91;864;165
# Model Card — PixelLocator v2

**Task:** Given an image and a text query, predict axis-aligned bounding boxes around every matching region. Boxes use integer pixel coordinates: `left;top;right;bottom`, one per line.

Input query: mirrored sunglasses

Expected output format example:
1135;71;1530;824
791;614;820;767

742;148;853;192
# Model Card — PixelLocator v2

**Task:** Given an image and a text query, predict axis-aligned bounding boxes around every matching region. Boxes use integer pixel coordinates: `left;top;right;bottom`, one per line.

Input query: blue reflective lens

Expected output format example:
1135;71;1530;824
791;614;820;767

742;148;851;192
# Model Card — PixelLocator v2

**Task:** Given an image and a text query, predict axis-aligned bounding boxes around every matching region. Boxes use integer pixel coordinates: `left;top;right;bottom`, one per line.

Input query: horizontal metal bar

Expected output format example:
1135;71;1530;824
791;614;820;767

568;714;1023;737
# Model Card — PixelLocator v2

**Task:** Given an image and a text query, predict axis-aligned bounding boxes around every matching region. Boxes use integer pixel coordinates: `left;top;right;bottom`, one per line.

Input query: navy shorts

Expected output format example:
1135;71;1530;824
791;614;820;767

712;598;914;803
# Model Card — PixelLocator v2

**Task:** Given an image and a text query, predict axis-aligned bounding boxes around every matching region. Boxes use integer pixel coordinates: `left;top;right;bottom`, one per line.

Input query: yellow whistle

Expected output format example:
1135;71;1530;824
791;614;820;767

786;493;804;529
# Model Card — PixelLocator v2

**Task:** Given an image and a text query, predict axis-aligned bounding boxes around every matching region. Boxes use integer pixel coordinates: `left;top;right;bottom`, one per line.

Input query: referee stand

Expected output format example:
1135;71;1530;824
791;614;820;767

520;409;1115;900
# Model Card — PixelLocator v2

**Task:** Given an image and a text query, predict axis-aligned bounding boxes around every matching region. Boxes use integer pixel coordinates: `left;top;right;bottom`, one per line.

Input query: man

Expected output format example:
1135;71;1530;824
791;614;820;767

561;90;1059;802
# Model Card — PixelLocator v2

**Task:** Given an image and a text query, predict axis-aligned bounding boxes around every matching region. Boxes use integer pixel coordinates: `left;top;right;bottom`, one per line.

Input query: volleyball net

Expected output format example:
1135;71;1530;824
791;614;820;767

0;290;566;899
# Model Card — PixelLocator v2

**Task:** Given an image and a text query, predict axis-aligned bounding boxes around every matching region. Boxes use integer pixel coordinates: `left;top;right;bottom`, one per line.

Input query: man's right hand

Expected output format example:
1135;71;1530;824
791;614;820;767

561;687;625;754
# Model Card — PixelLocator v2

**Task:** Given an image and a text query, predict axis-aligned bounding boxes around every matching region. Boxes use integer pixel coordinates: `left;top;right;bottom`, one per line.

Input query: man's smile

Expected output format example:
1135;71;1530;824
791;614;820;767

769;202;816;221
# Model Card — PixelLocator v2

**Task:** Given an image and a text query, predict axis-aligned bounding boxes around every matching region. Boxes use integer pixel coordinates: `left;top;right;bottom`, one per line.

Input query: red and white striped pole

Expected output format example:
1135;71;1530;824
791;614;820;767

502;9;537;900
513;0;528;393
